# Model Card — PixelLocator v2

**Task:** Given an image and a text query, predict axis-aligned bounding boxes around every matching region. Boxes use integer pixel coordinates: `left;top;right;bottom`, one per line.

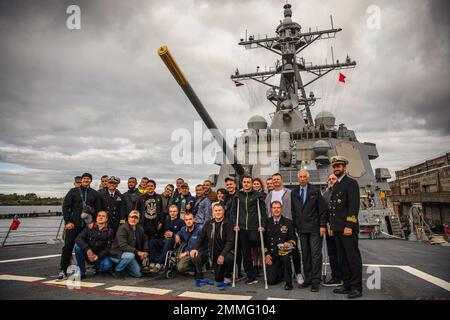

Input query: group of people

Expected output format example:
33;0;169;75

59;155;363;299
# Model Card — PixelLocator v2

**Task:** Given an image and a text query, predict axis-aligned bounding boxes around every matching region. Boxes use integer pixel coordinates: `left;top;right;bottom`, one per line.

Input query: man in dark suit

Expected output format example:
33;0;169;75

264;201;296;290
291;170;328;292
100;176;126;233
328;156;363;299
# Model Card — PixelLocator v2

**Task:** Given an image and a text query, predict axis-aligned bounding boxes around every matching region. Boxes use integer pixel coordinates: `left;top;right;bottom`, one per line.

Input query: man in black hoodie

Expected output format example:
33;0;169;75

230;175;266;285
137;179;163;241
191;203;234;286
58;172;103;280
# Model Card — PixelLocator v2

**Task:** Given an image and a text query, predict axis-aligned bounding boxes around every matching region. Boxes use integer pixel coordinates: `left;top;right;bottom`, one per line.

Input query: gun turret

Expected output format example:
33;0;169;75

157;46;245;178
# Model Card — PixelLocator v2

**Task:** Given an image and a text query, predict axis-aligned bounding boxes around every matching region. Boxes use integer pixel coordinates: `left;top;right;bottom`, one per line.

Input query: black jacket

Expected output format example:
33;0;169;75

224;191;236;221
230;190;267;231
122;188;140;218
109;222;149;259
291;184;328;234
62;187;103;227
100;189;126;230
75;224;114;259
328;175;360;232
137;192;163;237
194;219;234;258
264;216;296;257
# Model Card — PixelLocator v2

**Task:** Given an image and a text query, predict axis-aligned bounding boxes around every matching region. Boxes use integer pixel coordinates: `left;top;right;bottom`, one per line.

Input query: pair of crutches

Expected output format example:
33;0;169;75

232;198;268;289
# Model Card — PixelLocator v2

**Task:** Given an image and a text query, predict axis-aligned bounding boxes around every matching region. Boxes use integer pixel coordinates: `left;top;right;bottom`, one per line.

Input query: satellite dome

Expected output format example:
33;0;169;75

313;140;331;156
247;115;267;130
315;111;336;127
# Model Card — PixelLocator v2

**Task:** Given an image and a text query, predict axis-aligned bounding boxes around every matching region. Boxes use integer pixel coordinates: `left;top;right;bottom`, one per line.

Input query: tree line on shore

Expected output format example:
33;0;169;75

0;193;63;206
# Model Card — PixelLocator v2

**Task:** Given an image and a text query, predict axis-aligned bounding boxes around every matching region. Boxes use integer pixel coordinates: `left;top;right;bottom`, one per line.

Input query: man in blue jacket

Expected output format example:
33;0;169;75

175;212;207;275
193;184;211;230
74;210;114;279
149;204;185;272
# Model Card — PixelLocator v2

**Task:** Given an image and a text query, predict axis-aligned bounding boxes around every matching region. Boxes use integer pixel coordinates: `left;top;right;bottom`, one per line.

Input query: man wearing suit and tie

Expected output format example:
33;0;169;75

328;156;363;299
264;201;296;290
291;170;328;292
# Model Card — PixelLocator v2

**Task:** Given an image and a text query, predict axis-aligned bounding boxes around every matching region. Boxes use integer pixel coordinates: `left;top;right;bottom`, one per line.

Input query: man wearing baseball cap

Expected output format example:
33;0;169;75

109;210;149;278
328;156;363;299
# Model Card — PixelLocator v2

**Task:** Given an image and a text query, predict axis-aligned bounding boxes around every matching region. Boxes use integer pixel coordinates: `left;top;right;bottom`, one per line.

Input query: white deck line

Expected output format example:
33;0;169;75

106;285;172;295
44;279;105;288
179;291;252;300
0;274;46;282
398;266;450;292
0;254;61;264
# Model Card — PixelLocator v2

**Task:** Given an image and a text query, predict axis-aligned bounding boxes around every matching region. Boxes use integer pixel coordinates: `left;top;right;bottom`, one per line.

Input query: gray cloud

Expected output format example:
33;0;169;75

0;0;449;196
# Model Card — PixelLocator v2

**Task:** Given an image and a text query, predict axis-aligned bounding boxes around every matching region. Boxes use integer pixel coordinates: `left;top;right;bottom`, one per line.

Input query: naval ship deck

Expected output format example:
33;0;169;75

0;239;449;300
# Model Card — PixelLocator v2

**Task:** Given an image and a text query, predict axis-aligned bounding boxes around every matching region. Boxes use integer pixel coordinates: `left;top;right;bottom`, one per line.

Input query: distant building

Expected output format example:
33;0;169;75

389;152;450;227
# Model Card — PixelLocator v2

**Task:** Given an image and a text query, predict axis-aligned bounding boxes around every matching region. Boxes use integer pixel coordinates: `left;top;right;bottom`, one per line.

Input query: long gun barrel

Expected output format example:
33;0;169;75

157;46;245;177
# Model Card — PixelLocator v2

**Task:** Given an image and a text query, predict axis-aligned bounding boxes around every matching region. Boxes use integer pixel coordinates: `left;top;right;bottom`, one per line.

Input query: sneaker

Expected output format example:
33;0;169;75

149;263;155;269
311;284;319;292
112;271;126;279
323;278;343;287
56;271;67;281
245;278;258;285
296;273;304;286
154;263;162;272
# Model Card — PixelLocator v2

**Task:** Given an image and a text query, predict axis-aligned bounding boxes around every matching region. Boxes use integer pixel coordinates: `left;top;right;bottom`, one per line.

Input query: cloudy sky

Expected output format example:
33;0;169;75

0;0;449;196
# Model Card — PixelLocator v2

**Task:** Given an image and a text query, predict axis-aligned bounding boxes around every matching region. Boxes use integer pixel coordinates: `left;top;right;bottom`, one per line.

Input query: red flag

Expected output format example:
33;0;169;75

10;219;21;231
339;73;346;83
234;80;244;87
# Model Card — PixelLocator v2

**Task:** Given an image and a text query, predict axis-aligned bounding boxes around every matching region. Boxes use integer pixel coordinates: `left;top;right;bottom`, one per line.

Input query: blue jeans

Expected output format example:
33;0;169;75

74;244;113;276
149;238;174;264
110;252;142;278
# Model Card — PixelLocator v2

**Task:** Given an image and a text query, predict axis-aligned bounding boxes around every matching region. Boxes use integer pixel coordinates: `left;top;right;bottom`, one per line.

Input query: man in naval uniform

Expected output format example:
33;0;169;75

264;201;296;290
100;176;126;233
328;156;363;299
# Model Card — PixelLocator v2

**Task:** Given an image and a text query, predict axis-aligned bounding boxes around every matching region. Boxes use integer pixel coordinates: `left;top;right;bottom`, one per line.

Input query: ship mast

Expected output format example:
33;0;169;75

231;3;356;127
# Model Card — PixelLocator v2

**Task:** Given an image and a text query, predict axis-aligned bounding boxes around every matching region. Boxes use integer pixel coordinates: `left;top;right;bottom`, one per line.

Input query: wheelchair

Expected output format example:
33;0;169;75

163;241;187;279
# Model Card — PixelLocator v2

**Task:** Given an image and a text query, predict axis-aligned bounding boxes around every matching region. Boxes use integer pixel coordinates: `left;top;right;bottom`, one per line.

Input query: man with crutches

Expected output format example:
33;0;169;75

264;201;296;290
231;175;267;286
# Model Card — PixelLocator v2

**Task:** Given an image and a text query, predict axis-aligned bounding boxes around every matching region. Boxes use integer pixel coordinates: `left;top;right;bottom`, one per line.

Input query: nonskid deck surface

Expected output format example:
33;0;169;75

0;240;449;300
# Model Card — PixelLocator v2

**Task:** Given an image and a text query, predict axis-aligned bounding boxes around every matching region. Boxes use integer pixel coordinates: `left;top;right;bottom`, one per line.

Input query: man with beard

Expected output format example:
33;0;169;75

328;156;362;299
203;179;217;203
322;173;343;287
100;176;126;233
137;179;163;241
161;184;175;223
122;177;140;221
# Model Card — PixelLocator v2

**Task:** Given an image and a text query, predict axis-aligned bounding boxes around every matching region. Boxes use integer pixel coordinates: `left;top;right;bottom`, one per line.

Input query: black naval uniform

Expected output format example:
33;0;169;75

100;189;126;233
329;174;363;293
264;215;296;285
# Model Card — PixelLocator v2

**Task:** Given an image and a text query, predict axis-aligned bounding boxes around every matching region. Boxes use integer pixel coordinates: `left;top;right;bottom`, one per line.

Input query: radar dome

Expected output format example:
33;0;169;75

315;111;336;127
247;115;267;130
313;140;331;156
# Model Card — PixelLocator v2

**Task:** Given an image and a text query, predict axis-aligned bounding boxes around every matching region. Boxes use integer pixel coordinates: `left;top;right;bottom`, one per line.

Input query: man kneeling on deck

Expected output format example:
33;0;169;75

74;210;114;279
190;203;234;287
264;201;296;290
109;210;149;278
175;212;206;276
148;204;185;272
